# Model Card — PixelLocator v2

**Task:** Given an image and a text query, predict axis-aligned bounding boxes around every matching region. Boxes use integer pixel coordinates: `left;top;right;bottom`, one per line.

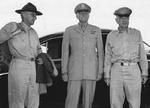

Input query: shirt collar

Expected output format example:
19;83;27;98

117;27;129;34
78;22;89;32
78;22;88;28
20;21;32;31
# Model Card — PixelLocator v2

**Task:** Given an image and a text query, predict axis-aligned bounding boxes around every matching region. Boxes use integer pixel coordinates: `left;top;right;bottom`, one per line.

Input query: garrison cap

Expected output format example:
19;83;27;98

114;7;132;17
74;3;91;14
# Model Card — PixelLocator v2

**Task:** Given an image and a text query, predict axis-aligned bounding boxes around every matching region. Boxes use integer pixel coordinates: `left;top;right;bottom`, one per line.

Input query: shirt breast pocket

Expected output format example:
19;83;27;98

88;34;97;41
128;41;140;52
85;35;97;48
10;34;26;50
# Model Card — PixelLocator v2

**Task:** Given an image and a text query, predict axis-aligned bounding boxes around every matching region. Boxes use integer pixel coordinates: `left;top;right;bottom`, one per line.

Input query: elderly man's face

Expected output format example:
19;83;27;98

76;12;89;23
21;11;37;26
116;16;129;28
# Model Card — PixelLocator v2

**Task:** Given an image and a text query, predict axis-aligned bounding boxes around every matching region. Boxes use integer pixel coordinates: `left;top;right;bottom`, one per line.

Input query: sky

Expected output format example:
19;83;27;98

0;0;150;50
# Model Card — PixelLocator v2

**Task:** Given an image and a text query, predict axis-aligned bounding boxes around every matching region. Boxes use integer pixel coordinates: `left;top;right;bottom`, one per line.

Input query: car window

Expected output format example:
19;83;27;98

47;38;62;59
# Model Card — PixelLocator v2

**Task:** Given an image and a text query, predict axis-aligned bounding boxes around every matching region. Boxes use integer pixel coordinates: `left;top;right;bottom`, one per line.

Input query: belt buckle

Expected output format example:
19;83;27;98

124;63;129;66
121;62;129;66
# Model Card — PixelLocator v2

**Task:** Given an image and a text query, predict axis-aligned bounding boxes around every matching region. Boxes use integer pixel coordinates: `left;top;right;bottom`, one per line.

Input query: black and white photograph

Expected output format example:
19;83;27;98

0;0;150;108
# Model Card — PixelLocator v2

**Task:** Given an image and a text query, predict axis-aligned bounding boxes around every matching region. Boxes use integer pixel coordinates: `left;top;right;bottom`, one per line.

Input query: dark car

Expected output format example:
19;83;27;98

0;29;150;108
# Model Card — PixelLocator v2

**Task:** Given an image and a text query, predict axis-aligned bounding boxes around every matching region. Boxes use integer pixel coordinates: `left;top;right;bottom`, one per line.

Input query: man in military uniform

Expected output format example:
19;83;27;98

0;2;42;108
104;7;148;108
61;3;104;108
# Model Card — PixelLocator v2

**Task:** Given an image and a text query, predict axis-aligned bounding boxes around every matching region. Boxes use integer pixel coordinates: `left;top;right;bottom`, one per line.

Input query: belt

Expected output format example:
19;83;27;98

115;62;137;66
13;56;35;62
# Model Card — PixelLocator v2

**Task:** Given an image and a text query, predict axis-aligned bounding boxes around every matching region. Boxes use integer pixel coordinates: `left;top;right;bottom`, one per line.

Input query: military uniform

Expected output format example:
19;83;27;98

104;7;148;108
0;3;42;108
62;3;104;108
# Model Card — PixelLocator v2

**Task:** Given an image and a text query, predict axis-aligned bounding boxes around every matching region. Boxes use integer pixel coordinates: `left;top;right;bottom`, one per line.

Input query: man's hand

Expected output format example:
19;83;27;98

62;73;68;82
141;75;148;85
104;77;110;86
53;67;58;77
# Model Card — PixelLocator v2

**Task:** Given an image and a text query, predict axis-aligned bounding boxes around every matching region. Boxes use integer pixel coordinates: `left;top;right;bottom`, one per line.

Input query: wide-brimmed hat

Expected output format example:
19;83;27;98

15;2;43;15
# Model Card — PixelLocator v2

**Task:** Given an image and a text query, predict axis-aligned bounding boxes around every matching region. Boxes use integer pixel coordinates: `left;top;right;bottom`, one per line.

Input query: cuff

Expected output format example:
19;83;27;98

104;72;110;78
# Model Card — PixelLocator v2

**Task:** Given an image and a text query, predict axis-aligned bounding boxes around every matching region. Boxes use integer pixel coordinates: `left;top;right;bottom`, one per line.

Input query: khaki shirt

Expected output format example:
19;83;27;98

104;28;148;78
62;24;104;80
0;22;41;58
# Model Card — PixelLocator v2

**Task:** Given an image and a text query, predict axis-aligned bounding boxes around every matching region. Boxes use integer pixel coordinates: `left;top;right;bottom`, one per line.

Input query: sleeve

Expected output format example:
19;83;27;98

37;41;42;54
96;28;104;75
61;28;70;74
104;33;113;78
138;31;148;76
46;53;58;76
44;54;54;74
0;22;18;43
34;30;42;55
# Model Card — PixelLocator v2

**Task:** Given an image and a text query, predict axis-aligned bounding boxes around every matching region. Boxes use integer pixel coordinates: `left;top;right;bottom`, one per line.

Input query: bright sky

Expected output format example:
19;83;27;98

0;0;150;50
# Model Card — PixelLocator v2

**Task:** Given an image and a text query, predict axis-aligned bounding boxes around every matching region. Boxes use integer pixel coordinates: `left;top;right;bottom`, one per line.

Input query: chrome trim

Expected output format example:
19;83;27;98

0;72;8;76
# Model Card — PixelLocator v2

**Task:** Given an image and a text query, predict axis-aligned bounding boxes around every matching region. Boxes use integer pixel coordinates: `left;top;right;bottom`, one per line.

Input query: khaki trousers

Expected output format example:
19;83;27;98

110;63;141;108
65;80;96;108
8;59;39;108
